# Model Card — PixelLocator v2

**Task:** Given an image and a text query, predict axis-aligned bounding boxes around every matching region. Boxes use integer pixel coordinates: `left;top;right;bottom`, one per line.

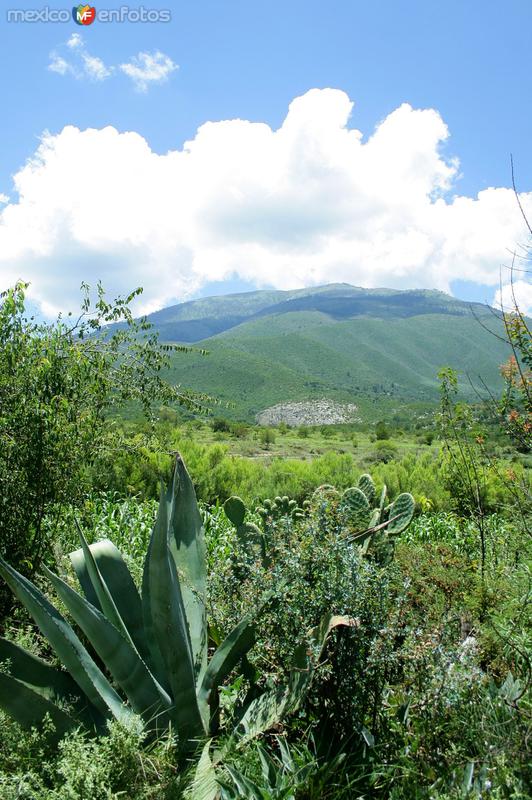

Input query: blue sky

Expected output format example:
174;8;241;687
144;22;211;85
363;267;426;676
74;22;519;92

0;0;531;315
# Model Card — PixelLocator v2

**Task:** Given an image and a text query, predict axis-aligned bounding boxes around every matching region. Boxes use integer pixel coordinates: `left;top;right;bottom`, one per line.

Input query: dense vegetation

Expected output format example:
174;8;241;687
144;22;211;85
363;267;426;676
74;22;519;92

0;283;530;799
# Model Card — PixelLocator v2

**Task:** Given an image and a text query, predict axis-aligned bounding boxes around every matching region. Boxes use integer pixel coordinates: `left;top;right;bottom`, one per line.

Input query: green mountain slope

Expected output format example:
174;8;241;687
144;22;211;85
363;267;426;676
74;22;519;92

148;285;510;421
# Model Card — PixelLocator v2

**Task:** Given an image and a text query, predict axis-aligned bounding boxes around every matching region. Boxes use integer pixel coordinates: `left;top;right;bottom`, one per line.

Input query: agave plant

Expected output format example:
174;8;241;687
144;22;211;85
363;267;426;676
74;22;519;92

0;457;351;756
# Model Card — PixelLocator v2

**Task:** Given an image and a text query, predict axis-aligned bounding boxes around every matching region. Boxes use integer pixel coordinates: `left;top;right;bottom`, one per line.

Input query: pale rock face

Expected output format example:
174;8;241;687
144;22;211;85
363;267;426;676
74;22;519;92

257;399;360;427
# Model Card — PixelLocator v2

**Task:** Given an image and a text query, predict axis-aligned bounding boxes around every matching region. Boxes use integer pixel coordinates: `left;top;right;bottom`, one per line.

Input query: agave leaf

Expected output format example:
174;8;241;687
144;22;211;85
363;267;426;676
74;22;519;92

45;567;172;732
167;457;208;682
197;616;256;727
0;556;130;724
198;591;274;727
141;499;172;695
189;740;219;800
0;672;77;742
257;743;278;787
0;635;83;704
70;538;152;669
285;614;353;711
75;526;136;649
142;478;205;747
0;636;102;729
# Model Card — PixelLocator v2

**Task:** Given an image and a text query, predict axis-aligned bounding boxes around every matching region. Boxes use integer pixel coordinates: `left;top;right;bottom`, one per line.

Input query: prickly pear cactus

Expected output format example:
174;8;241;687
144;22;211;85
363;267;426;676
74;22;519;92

223;496;262;549
386;493;415;535
358;474;376;505
310;484;340;511
256;495;308;522
327;473;415;559
340;486;371;529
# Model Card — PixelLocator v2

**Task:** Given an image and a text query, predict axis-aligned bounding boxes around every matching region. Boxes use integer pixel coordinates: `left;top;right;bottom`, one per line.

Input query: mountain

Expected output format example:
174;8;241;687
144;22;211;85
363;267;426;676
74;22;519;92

146;284;510;422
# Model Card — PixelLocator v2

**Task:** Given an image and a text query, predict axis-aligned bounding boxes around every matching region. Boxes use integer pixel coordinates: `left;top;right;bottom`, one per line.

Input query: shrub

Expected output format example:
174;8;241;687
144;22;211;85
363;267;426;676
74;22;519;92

375;421;390;440
259;427;276;448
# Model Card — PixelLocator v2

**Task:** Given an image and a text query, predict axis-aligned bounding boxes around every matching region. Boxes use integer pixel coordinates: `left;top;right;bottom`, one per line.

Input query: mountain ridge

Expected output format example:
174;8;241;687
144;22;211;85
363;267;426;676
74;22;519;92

141;284;509;421
147;284;490;344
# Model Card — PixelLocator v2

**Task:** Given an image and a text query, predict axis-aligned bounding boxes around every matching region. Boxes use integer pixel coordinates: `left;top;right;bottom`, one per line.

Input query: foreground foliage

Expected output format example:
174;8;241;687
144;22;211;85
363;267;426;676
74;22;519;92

0;458;352;788
0;282;208;614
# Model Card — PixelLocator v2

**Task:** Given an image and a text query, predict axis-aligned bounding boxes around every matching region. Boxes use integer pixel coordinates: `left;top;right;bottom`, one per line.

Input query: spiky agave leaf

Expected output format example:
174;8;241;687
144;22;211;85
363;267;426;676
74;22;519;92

0;557;132;726
167;457;208;683
142;473;205;749
0;636;102;729
70;538;153;672
0;672;78;742
45;567;172;733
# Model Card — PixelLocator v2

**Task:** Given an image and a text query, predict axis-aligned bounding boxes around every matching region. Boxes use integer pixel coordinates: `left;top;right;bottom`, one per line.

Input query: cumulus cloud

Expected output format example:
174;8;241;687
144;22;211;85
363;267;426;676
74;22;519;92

119;51;178;92
48;34;112;81
0;88;531;316
494;279;532;316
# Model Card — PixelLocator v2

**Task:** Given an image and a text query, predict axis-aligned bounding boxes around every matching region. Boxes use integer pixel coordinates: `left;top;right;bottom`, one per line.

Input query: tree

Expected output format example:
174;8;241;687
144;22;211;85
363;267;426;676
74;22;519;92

0;281;207;611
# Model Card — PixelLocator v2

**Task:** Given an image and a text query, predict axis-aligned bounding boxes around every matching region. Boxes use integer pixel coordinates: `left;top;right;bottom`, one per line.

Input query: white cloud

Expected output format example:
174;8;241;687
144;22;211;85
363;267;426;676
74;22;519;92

49;38;175;90
48;34;113;82
67;33;83;49
119;51;178;92
0;88;531;317
494;279;532;315
81;53;112;81
48;53;73;76
0;194;9;204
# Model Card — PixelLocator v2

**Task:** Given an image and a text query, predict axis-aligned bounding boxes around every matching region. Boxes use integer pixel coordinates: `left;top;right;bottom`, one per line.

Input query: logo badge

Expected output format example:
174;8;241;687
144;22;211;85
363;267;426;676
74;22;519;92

73;5;96;25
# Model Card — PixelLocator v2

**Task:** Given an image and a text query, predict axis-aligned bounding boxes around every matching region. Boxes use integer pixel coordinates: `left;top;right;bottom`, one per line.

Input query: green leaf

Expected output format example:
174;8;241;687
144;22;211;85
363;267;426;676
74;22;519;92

257;744;278;788
198;615;256;726
142;477;205;748
45;567;172;732
0;556;131;724
189;740;219;800
70;538;153;672
461;761;475;794
0;636;102;729
224;765;262;798
75;526;135;648
0;635;81;704
0;672;77;742
285;614;353;712
167;457;208;683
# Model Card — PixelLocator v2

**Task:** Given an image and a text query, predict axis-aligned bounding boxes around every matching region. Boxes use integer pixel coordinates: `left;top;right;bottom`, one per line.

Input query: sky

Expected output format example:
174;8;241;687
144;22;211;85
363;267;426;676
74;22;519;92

0;0;531;317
